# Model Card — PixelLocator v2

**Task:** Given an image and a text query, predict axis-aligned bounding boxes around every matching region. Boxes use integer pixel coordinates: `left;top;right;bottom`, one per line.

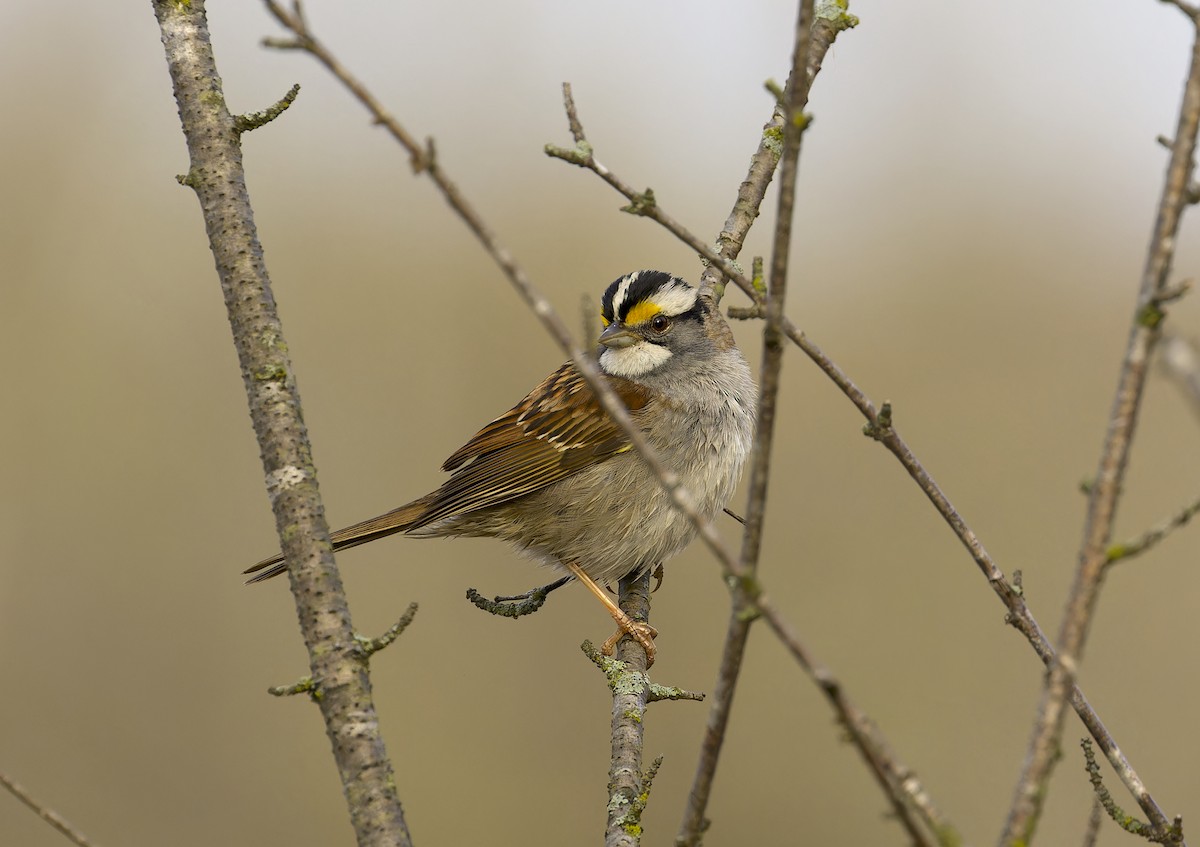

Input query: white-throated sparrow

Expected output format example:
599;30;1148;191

246;270;757;664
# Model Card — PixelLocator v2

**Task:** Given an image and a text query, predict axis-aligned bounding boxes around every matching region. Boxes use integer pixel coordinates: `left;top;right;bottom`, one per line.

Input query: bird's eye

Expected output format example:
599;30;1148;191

650;314;671;333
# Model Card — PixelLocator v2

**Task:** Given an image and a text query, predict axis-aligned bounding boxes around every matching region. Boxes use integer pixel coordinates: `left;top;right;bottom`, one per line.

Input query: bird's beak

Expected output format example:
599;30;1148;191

599;322;639;349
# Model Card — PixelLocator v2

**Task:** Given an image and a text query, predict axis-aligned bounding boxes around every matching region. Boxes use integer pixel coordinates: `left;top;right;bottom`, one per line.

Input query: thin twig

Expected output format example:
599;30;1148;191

153;3;412;845
581;292;598;349
465;575;572;618
0;770;100;847
1106;492;1200;565
754;594;959;846
999;12;1200;845
355;602;419;656
233;82;300;133
268;676;317;697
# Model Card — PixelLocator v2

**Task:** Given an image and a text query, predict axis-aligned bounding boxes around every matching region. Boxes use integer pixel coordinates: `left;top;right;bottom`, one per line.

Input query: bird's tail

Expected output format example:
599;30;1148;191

242;498;431;583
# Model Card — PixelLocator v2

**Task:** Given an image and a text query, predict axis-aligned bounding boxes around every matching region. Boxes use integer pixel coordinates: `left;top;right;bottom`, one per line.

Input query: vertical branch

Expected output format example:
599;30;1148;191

677;1;816;843
151;3;412;846
605;572;654;847
999;9;1200;846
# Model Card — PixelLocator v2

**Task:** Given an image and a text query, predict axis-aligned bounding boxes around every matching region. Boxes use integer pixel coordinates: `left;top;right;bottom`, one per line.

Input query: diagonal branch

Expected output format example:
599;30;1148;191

152;2;412;846
751;595;959;847
0;770;99;847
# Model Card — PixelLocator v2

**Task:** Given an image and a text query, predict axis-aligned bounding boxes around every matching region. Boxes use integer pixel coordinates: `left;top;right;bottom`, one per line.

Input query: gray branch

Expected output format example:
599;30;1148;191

151;3;412;845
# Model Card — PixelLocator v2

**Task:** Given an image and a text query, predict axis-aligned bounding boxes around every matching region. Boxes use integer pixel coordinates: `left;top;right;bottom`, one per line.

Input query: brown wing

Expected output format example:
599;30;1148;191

407;362;650;529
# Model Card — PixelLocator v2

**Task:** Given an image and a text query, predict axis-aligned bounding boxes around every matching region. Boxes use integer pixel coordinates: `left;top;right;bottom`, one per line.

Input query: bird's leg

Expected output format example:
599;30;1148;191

564;561;658;666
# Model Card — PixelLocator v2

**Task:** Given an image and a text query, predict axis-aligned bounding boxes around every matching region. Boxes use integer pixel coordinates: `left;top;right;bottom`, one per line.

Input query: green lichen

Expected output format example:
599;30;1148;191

1137;301;1165;329
198;87;226;111
621;188;657;217
613;668;649;697
762;124;784;155
254;363;288;381
817;0;860;30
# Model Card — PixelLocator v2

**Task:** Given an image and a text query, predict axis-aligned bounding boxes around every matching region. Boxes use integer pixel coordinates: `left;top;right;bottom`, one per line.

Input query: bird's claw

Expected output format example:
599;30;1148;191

601;620;659;667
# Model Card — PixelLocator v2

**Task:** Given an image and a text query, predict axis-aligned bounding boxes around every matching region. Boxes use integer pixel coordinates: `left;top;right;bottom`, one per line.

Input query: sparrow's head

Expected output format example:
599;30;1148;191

597;271;720;380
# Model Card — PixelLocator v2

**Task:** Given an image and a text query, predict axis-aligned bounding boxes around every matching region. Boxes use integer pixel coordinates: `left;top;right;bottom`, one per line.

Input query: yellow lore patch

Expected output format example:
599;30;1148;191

623;300;661;327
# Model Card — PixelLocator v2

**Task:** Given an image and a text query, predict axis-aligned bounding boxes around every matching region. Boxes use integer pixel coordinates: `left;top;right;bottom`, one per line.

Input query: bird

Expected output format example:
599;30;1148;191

245;270;757;665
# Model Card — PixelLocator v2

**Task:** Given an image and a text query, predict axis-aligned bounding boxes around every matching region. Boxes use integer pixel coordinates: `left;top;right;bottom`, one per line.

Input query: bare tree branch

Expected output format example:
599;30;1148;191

1105;492;1200;565
0;770;100;847
582;573;657;847
681;0;819;843
750;595;957;847
999;10;1200;844
151;3;412;845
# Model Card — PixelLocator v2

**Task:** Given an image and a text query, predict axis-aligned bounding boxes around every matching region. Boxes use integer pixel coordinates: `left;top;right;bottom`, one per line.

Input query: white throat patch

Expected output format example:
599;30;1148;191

600;343;672;378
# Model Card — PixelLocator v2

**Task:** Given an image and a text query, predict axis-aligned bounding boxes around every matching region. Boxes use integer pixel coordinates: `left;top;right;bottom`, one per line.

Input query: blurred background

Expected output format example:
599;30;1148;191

3;1;1199;845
